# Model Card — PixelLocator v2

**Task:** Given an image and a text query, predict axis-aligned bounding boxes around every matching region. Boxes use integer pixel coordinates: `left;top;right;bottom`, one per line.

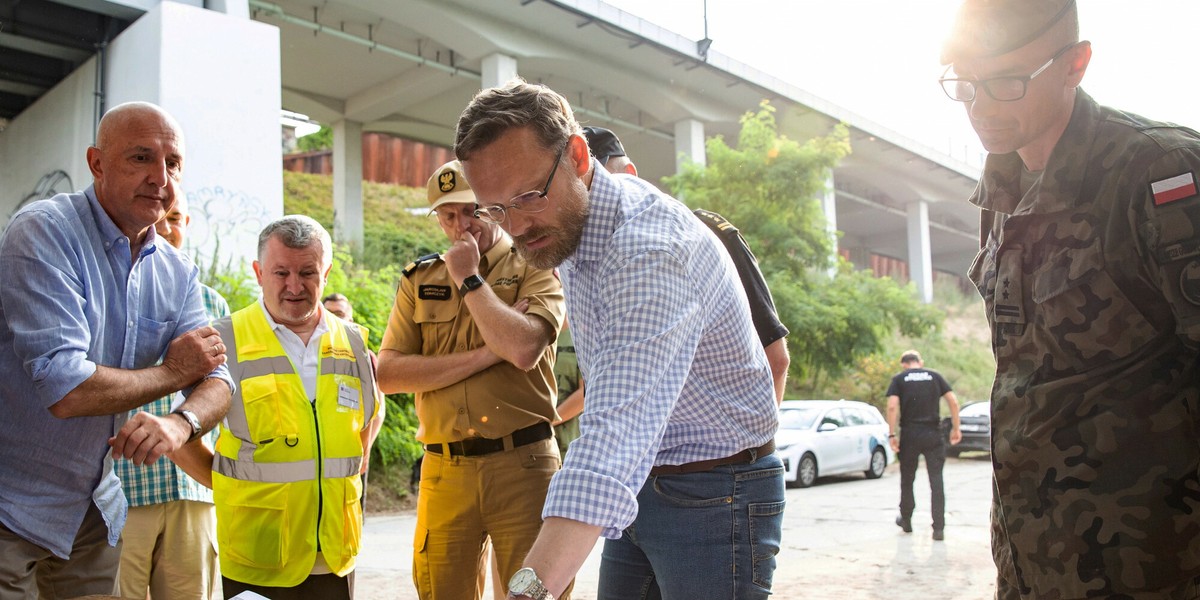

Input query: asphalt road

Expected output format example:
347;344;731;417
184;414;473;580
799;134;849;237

356;454;996;600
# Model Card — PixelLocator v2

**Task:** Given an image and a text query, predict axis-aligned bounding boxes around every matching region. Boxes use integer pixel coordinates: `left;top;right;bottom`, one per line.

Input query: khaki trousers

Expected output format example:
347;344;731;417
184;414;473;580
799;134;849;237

118;500;220;600
0;503;119;600
412;437;572;600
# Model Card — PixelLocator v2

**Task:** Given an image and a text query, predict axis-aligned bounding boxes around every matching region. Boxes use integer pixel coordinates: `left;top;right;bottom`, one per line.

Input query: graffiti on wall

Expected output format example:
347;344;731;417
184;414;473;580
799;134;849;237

13;170;74;218
186;185;270;269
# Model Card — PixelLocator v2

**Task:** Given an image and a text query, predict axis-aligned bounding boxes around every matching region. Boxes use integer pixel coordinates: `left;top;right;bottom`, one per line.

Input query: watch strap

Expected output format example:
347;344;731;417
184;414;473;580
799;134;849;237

508;567;554;600
459;274;486;296
173;409;203;442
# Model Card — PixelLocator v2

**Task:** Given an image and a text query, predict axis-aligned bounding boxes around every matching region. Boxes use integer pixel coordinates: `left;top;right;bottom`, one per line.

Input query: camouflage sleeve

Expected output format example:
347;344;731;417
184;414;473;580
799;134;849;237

1134;145;1200;345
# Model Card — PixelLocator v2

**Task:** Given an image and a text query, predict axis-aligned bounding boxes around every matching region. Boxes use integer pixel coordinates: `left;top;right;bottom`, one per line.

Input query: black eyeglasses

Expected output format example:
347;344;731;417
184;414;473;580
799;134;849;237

939;42;1079;103
473;145;565;225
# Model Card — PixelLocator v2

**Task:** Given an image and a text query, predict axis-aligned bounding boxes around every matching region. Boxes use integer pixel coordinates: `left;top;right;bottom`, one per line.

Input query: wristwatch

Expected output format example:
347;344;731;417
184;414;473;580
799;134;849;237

508;567;553;600
173;409;203;442
459;274;486;296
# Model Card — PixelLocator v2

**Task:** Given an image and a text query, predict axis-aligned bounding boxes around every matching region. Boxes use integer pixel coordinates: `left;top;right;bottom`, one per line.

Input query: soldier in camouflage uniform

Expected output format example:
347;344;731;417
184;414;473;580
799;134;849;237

941;0;1200;598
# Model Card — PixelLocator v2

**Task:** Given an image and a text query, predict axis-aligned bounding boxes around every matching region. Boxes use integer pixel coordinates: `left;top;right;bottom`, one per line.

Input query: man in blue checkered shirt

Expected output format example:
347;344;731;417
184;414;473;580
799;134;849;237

457;80;785;600
115;193;230;599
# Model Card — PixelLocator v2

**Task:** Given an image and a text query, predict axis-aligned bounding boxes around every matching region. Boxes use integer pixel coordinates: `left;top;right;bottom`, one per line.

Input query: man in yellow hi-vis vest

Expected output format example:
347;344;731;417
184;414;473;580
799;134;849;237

171;215;382;600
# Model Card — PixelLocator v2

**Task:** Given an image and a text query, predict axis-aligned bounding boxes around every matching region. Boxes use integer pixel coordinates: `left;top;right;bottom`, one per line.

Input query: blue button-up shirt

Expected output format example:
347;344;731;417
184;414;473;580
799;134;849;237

0;186;232;559
544;165;778;538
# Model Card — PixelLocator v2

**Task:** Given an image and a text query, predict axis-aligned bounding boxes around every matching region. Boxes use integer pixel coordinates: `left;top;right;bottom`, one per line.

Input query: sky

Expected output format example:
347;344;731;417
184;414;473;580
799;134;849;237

601;1;1200;169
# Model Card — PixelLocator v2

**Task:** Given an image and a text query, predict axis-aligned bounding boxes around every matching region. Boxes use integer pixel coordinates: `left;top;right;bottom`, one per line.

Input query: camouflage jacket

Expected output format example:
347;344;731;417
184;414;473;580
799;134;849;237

969;90;1200;598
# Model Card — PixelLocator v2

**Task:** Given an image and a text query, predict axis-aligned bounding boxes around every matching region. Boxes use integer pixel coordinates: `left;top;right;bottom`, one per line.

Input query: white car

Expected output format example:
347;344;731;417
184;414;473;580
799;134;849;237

777;400;894;488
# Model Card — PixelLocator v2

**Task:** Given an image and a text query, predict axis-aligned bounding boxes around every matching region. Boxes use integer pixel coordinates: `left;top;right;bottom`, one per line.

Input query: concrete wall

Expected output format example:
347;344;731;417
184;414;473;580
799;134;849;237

105;1;283;268
0;1;282;271
0;59;98;223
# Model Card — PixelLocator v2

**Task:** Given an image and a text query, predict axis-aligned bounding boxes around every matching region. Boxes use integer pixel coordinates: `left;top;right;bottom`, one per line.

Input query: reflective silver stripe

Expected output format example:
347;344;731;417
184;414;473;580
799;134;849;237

214;454;316;483
242;356;295;379
323;456;362;479
340;321;378;425
214;318;253;454
319;356;357;377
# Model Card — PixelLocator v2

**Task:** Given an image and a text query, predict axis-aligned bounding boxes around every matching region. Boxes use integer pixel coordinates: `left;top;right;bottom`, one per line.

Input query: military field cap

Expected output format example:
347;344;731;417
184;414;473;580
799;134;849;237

582;126;626;165
426;159;476;210
941;0;1076;64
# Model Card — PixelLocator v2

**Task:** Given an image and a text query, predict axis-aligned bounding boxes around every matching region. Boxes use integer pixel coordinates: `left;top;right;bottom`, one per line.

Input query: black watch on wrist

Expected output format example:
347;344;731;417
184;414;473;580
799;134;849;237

459;274;485;296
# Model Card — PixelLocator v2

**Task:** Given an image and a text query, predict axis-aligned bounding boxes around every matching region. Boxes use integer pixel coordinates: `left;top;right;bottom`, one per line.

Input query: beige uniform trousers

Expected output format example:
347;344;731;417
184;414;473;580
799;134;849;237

118;500;220;600
413;437;573;600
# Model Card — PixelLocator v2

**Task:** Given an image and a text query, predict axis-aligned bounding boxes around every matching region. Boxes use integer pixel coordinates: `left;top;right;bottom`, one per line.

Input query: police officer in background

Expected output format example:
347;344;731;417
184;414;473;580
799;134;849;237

941;0;1200;596
886;350;959;541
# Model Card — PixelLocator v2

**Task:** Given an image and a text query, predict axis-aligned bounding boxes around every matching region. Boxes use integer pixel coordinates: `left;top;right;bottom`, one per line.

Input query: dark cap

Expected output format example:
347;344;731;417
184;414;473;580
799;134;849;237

581;126;626;164
941;0;1075;65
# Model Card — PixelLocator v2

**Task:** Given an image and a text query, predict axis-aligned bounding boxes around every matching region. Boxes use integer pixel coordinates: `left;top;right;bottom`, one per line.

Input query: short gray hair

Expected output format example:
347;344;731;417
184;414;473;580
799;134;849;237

257;215;332;265
454;78;581;160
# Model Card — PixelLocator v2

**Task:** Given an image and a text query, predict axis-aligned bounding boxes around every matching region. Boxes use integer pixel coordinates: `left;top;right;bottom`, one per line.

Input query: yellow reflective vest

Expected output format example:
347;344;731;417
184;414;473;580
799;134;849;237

212;303;378;587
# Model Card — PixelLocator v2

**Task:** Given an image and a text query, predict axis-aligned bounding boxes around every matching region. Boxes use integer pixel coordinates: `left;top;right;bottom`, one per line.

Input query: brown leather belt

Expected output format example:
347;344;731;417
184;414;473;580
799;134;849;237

649;440;776;476
425;422;552;457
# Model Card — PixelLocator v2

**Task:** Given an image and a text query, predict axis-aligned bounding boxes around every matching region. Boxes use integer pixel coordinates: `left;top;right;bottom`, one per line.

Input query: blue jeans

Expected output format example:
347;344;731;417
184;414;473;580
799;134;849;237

597;453;785;600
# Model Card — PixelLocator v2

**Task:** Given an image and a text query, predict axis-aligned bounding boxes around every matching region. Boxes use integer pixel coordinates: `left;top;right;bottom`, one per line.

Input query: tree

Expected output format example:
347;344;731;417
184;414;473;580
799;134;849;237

665;101;941;390
296;125;333;153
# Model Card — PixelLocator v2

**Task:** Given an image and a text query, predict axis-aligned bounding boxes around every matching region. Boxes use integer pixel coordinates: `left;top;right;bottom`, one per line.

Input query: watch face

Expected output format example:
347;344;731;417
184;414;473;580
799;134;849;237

508;568;537;593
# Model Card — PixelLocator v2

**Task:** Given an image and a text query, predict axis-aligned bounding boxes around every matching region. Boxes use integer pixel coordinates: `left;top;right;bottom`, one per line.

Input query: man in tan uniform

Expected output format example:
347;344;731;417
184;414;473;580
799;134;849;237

377;160;568;600
940;0;1200;597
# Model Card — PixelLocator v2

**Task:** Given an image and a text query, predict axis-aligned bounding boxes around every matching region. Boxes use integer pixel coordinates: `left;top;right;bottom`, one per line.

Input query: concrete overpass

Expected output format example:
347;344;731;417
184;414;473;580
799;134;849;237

0;0;982;302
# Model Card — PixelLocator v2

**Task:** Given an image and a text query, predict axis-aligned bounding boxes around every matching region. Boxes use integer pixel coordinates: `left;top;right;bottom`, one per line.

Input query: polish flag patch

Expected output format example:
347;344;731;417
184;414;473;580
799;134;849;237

1151;172;1198;206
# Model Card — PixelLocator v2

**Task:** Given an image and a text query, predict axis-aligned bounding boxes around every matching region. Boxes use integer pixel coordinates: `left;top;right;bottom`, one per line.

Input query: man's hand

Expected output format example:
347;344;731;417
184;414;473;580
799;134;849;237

161;326;226;387
444;231;482;285
889;435;900;454
949;427;963;445
109;411;190;466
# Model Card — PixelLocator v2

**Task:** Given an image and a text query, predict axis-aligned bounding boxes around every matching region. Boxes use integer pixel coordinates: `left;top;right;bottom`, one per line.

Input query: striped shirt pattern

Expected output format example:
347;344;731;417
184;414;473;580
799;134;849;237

115;284;230;507
544;165;778;538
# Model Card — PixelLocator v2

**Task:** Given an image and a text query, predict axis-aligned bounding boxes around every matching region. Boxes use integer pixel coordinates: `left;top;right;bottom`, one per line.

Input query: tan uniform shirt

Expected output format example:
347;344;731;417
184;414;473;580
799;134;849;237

381;236;565;444
969;90;1200;597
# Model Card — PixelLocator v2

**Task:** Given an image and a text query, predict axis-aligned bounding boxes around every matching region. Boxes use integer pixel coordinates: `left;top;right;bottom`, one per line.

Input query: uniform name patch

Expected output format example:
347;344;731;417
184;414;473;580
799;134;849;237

1151;172;1198;206
418;285;452;300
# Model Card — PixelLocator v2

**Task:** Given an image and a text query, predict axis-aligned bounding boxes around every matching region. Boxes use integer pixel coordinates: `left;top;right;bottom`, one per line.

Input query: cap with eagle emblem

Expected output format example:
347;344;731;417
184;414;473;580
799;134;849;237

426;159;477;211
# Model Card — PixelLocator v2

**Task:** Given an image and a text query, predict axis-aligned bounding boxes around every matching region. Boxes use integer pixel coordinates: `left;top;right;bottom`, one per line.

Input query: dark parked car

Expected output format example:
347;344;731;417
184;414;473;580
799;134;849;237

944;401;990;457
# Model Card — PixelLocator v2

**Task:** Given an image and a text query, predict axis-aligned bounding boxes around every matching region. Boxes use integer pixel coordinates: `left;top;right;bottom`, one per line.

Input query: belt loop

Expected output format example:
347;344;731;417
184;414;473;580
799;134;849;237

503;434;514;451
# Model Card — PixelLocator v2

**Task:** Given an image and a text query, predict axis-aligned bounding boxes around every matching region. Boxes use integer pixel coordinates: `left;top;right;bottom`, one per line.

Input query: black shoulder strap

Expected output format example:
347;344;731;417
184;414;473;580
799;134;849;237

402;253;442;278
692;208;739;238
